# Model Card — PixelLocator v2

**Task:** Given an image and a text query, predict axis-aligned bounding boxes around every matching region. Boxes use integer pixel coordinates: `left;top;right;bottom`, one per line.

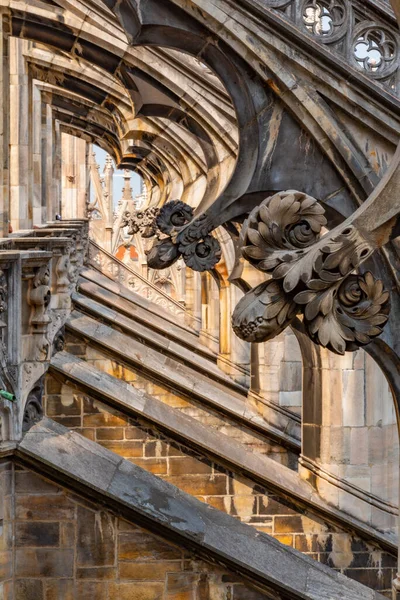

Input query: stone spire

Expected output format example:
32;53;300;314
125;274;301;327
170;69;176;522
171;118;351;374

122;170;133;201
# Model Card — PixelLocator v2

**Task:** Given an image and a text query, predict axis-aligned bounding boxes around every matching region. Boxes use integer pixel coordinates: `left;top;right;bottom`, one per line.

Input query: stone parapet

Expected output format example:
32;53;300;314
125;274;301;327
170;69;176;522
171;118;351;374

0;221;87;443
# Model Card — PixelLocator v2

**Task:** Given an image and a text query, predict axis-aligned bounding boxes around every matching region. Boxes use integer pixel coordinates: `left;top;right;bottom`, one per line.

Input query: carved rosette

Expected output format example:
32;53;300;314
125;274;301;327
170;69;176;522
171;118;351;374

233;190;390;355
156;201;194;236
296;272;390;354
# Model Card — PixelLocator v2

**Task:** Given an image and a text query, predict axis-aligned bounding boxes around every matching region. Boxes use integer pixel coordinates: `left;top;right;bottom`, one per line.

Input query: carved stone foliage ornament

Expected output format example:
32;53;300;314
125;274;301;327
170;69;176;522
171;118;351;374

0;268;15;396
131;200;222;272
0;269;6;319
122;207;160;238
22;378;44;433
232;190;390;355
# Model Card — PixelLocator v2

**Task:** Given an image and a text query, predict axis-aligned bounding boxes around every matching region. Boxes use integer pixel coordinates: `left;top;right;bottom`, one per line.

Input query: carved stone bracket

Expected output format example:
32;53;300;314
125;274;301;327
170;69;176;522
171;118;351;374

52;328;65;355
232;190;391;355
56;244;72;293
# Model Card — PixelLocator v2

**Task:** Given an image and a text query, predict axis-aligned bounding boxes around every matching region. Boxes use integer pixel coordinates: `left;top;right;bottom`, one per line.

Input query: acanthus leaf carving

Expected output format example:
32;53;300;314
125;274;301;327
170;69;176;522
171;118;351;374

295;272;390;354
241;190;327;277
156;200;194;236
232;279;299;343
130;200;222;273
233;190;390;355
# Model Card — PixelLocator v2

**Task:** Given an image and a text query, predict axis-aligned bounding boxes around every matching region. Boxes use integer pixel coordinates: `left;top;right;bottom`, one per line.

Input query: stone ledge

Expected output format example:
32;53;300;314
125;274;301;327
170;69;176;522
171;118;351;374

80;267;205;343
50;351;397;556
17;418;387;600
72;291;246;395
64;314;299;451
77;270;218;362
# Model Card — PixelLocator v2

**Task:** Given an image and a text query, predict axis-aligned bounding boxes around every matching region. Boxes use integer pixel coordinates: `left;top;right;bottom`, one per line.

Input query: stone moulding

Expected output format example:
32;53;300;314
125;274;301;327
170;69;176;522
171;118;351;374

299;455;399;518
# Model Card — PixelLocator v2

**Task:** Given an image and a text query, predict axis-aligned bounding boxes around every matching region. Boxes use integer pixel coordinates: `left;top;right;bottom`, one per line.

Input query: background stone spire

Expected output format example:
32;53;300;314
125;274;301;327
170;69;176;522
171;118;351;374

122;170;133;201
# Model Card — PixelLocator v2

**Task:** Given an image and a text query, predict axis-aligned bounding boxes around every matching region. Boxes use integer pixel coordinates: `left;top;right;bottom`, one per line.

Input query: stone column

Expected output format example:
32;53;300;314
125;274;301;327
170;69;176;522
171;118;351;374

199;272;219;354
44;100;53;223
230;285;251;386
31;80;42;225
297;329;398;534
33;92;55;224
9;38;30;231
52;119;62;218
61;133;88;220
184;268;202;333
219;283;230;357
103;155;114;252
0;11;9;237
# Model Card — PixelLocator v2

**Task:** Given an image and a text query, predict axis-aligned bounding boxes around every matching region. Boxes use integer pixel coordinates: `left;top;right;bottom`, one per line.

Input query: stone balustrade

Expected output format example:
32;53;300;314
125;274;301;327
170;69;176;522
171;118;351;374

87;240;200;329
258;0;400;96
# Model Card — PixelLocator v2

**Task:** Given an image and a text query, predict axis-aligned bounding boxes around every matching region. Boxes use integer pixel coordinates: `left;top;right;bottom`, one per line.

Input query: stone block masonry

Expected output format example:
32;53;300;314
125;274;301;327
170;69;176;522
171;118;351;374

42;373;397;597
0;459;270;600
